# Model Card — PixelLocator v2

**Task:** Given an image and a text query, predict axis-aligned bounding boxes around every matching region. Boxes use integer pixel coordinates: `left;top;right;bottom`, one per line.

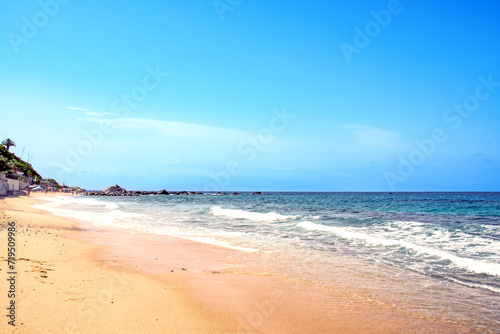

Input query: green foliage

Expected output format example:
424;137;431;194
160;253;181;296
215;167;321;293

46;178;61;188
0;145;42;181
0;156;14;171
1;138;16;151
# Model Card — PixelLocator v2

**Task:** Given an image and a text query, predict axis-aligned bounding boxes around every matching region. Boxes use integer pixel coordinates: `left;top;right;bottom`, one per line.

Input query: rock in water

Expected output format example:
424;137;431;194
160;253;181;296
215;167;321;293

103;184;126;195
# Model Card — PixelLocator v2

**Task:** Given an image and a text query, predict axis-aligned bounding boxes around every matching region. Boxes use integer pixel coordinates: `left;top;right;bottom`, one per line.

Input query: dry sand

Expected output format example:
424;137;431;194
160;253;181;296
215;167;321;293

0;193;462;333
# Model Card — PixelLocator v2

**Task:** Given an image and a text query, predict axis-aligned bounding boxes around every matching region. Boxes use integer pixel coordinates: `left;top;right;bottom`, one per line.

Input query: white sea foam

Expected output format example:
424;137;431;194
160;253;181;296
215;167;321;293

121;221;261;253
32;202;141;229
35;195;118;210
105;203;120;210
448;277;500;295
382;220;500;261
210;206;297;222
298;221;500;276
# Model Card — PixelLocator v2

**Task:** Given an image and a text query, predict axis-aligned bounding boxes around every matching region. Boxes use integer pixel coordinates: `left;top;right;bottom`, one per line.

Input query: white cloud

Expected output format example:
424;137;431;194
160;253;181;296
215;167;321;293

345;125;409;151
83;117;255;143
83;111;119;117
67;107;117;117
84;111;104;117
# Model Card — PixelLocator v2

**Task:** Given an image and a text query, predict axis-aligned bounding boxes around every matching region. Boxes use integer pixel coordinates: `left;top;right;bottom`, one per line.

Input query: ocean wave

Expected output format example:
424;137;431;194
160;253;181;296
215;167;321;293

210;206;297;222
382;220;500;261
298;221;500;276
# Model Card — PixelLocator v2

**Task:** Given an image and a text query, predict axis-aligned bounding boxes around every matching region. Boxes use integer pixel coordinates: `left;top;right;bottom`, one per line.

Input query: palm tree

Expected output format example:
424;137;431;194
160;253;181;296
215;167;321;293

1;138;16;152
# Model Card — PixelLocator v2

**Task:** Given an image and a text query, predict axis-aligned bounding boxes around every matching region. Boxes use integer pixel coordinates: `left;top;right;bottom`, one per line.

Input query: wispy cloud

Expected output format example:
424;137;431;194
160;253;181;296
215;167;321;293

82;111;118;117
66;106;88;111
83;117;255;143
345;125;409;151
84;111;104;117
67;107;117;117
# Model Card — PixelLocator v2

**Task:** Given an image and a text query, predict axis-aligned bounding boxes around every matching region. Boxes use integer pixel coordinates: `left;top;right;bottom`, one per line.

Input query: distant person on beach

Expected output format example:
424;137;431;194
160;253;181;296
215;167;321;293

27;187;30;196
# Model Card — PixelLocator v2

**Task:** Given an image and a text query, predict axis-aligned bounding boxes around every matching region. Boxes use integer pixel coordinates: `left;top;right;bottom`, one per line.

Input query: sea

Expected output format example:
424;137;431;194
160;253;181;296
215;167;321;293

35;192;500;332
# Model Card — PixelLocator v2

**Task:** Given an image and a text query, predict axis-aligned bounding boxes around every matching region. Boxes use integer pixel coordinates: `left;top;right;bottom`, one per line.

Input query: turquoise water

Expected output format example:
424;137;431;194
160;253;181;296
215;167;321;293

36;192;500;331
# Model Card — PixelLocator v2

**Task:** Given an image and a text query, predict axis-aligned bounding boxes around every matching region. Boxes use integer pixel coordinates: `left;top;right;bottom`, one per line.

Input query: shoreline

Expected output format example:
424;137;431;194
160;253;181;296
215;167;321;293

0;193;468;333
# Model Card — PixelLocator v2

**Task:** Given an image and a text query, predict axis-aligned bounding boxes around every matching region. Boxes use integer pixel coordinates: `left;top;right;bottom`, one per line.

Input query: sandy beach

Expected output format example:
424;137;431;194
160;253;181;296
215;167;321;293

4;0;499;332
0;193;466;333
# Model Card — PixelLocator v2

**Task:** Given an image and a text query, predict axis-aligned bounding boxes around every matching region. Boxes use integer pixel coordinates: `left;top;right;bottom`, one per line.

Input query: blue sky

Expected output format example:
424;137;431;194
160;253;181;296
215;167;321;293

1;0;499;191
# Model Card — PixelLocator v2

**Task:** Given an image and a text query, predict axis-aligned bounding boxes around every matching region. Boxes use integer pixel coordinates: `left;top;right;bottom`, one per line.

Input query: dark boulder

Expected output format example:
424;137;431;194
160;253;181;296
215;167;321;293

103;184;126;195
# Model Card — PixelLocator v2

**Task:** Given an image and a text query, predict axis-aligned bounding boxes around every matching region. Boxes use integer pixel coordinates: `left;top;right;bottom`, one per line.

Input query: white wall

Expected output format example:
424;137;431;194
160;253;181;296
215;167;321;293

0;175;27;194
0;174;8;195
